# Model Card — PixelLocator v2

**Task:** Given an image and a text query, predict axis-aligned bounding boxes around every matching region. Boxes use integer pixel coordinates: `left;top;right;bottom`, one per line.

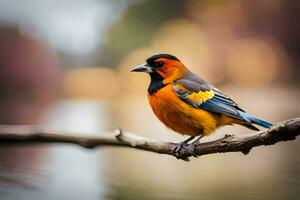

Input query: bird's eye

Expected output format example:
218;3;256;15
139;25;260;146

156;61;164;67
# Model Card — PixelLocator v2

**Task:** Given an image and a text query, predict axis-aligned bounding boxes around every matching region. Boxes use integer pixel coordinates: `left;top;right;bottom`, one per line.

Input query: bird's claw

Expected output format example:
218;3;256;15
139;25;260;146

172;143;190;161
172;142;199;161
187;144;198;158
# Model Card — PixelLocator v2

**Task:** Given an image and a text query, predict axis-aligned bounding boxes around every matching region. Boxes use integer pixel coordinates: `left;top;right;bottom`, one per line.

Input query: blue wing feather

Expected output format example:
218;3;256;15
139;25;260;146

199;90;245;120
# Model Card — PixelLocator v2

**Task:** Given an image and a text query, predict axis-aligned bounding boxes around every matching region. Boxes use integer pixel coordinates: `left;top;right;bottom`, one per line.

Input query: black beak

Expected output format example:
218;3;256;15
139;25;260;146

131;63;153;73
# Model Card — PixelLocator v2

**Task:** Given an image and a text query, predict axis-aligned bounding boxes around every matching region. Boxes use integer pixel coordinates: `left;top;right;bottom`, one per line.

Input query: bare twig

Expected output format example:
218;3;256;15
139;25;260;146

0;118;299;161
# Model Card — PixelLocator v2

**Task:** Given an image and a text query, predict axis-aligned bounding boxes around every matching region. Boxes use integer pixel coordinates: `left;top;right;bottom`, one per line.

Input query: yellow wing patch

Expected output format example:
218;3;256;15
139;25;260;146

175;84;215;105
188;89;214;104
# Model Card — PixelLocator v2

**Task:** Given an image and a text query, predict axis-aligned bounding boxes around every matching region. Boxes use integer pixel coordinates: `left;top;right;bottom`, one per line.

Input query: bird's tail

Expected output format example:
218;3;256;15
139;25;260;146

239;112;273;129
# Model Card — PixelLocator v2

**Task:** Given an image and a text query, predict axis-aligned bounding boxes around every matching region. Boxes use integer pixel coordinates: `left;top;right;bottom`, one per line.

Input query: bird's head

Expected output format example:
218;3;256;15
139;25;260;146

131;54;188;84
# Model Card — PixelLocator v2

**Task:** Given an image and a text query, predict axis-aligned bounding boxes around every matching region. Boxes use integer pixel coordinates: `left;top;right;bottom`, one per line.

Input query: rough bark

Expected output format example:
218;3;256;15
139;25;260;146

0;118;299;161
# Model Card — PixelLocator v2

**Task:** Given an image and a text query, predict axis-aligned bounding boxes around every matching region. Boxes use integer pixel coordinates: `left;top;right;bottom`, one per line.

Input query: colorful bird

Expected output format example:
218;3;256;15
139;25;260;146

131;54;272;159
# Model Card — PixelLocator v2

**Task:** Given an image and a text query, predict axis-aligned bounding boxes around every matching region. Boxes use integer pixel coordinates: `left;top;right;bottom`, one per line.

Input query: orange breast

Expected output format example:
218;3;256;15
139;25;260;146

148;84;218;136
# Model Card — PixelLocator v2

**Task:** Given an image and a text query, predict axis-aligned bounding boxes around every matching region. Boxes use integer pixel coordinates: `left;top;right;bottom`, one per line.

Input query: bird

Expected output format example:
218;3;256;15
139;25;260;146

131;53;272;159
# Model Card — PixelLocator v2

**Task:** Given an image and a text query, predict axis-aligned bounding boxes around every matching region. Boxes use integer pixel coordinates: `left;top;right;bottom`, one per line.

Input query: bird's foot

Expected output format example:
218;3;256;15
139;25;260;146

172;143;198;161
187;135;202;158
172;143;189;161
187;144;198;158
172;136;203;161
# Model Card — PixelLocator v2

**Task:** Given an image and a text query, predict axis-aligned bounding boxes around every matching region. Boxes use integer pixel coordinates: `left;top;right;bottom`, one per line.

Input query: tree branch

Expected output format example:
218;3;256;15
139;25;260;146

0;118;299;161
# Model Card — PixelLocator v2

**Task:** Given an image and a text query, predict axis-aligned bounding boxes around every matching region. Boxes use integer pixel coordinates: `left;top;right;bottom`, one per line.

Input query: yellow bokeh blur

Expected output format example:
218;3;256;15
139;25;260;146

226;38;281;86
63;67;120;100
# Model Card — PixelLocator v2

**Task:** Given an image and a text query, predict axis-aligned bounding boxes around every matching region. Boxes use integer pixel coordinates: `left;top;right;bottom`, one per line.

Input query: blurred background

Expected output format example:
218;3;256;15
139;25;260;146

0;0;299;199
